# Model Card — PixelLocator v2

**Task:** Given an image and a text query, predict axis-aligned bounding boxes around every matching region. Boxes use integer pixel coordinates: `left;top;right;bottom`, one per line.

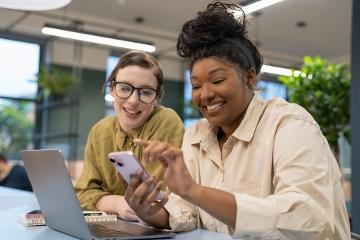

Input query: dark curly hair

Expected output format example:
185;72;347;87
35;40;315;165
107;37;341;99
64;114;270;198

177;1;263;75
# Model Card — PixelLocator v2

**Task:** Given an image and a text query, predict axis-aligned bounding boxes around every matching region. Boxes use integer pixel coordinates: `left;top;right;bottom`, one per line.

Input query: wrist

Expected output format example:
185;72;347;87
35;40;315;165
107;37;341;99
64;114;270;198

181;182;201;202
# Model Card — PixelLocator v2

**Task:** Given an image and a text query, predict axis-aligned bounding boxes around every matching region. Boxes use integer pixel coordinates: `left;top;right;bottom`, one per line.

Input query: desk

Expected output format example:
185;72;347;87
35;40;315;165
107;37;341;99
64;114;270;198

0;187;231;240
0;186;36;211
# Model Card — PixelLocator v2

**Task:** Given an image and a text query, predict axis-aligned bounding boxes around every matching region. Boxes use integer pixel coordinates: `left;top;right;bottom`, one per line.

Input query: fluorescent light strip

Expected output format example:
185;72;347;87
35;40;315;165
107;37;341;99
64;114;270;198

243;0;286;14
261;64;301;76
41;26;156;53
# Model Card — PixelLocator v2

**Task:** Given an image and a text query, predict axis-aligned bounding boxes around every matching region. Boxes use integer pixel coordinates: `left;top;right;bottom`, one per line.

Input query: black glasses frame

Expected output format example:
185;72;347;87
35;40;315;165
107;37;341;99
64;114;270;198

113;82;158;104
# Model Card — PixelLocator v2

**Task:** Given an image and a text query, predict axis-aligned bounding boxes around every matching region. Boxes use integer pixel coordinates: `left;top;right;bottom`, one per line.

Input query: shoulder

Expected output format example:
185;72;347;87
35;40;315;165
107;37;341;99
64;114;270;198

9;165;27;176
150;106;182;122
147;106;183;127
88;116;118;139
183;118;211;143
263;98;318;127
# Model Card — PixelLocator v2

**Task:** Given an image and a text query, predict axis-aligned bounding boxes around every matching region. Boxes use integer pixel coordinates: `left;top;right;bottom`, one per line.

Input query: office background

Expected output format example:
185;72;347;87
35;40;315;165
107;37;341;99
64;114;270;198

1;0;359;233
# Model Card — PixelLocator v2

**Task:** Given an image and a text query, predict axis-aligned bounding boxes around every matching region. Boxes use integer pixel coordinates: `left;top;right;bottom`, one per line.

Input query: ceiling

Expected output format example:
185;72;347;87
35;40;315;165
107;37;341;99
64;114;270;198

0;0;353;68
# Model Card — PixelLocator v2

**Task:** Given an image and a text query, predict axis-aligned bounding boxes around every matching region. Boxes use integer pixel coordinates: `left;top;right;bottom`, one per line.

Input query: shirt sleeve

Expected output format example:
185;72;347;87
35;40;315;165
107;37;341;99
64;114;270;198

231;118;342;239
164;124;199;232
74;128;114;210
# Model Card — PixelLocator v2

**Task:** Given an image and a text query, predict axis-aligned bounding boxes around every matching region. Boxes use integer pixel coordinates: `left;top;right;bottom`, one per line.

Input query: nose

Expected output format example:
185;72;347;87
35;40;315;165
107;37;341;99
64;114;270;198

127;89;140;104
199;83;215;102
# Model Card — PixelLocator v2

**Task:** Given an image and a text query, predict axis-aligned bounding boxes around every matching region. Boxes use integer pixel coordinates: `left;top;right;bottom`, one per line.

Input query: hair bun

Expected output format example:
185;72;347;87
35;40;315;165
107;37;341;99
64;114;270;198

177;2;248;58
177;1;263;74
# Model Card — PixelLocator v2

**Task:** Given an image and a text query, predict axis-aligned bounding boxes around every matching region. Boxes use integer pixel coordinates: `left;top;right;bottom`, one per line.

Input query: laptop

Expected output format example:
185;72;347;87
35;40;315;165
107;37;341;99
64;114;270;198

21;149;175;240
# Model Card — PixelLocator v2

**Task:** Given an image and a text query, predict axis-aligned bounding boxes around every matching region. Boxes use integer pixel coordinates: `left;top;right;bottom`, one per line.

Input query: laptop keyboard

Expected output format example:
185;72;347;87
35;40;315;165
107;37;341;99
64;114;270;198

88;222;130;237
88;220;166;238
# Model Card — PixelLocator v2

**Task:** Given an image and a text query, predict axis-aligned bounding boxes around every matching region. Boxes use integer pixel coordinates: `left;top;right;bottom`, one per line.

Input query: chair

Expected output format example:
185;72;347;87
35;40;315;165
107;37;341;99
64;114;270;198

352;232;360;240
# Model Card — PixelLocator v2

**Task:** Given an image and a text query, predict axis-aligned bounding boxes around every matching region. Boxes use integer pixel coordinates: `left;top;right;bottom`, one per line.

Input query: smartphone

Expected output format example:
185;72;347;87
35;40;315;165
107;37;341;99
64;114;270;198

108;151;165;200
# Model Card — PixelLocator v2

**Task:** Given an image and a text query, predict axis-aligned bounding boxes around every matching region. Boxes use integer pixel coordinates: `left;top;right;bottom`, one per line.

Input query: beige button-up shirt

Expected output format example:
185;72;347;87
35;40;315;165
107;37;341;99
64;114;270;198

165;96;350;239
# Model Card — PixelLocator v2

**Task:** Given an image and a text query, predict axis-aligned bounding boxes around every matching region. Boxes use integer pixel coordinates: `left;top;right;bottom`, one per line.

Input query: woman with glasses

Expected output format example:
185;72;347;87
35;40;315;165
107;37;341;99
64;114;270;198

75;51;184;221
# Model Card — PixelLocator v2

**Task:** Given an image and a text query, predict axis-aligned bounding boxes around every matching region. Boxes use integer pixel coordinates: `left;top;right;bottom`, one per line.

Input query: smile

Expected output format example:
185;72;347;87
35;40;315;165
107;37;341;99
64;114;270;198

204;102;225;111
123;107;141;116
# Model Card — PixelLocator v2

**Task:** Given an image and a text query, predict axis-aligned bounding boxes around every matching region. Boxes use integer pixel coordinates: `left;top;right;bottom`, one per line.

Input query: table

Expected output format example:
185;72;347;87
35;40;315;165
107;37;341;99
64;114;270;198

0;187;231;240
0;186;36;211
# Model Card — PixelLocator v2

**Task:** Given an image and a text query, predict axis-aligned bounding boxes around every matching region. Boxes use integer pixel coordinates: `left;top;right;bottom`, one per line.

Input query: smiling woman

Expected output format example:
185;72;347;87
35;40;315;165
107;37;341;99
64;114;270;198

122;2;351;239
74;51;184;221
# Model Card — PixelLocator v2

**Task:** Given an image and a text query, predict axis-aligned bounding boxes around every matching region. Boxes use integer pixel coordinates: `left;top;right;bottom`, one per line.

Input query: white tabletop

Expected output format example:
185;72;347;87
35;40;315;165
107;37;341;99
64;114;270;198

0;186;231;240
0;186;36;211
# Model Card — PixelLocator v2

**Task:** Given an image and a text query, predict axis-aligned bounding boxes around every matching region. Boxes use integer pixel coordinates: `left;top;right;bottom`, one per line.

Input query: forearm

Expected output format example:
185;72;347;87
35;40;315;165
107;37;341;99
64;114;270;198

95;195;122;213
140;207;170;229
183;184;236;229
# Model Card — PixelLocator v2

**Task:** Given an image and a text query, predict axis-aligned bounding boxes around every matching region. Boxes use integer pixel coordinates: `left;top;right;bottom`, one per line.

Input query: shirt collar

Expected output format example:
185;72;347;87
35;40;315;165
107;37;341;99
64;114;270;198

190;95;265;145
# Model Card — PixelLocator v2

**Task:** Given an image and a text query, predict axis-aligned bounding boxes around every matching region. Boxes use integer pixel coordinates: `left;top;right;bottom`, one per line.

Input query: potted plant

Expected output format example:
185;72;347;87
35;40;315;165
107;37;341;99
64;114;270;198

37;65;76;100
279;56;351;157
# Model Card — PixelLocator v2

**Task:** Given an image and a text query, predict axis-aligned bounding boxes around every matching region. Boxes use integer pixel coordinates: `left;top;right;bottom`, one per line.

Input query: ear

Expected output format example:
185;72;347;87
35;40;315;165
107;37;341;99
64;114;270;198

110;88;116;98
153;98;158;106
245;68;257;88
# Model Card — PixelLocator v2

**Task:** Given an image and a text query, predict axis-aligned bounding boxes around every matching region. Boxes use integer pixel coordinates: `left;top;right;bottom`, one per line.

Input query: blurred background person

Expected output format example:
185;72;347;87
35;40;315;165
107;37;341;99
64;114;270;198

0;153;32;191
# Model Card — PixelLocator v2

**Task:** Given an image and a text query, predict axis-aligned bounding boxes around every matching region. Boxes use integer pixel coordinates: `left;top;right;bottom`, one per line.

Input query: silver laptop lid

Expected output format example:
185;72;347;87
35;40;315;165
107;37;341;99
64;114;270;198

21;149;175;240
21;149;92;240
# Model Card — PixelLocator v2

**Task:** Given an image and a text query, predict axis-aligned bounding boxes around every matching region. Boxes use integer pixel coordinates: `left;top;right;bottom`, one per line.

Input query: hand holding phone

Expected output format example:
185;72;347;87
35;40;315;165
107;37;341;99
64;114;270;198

108;151;165;201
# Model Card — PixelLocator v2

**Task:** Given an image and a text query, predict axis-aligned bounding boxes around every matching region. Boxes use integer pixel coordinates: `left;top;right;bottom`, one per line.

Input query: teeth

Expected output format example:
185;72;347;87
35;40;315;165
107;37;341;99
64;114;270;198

125;108;139;114
206;102;223;111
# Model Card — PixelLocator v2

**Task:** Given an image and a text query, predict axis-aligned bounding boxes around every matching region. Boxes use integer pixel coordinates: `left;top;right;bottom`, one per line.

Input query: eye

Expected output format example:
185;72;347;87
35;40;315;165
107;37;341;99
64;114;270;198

212;79;225;84
191;84;201;90
120;86;132;92
140;89;155;96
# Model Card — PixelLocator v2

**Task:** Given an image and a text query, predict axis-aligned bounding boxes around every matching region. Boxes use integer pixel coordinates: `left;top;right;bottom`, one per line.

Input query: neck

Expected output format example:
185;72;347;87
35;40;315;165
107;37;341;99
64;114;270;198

217;129;229;149
220;94;254;137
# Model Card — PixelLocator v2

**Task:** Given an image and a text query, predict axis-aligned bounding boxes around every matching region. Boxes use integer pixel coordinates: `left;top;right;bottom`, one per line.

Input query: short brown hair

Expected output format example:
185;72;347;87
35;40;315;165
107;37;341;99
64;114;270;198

106;51;164;100
0;153;7;163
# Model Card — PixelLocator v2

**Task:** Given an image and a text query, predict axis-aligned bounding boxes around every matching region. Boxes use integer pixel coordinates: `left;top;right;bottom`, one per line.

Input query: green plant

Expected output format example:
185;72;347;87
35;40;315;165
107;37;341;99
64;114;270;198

38;65;76;98
0;100;33;159
279;56;351;153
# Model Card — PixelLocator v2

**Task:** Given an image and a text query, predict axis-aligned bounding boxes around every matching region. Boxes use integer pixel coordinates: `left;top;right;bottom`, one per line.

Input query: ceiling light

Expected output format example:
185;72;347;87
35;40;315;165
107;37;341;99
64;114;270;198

0;0;71;11
261;64;301;76
232;0;286;17
243;0;286;14
41;24;156;53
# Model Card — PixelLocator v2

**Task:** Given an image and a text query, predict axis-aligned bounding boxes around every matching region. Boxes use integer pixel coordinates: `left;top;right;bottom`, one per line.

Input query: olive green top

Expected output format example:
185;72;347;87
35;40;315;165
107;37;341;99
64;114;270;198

74;106;184;210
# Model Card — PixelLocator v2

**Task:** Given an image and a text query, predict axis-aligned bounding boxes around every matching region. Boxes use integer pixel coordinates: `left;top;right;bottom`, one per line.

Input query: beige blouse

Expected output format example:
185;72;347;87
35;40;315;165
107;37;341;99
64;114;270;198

165;96;350;240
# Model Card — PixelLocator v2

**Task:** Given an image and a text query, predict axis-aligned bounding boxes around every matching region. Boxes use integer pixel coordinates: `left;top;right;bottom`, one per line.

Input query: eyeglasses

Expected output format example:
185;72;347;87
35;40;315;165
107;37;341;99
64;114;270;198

114;82;158;104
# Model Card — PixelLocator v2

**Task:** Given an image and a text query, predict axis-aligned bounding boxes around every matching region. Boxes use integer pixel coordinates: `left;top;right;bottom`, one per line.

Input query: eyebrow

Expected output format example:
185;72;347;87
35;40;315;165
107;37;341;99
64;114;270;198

191;67;227;80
